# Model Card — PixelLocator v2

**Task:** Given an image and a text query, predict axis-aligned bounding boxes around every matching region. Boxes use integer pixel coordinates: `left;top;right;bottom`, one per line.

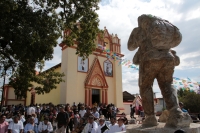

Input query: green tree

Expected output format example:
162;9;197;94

0;0;100;99
178;88;200;113
60;0;101;58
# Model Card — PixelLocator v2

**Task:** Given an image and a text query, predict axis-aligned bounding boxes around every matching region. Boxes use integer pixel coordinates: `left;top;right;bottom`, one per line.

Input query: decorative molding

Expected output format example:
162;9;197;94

85;57;108;89
91;76;103;86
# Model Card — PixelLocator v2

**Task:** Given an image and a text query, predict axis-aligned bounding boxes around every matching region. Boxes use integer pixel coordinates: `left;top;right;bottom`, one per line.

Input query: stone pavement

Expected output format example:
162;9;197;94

125;123;200;133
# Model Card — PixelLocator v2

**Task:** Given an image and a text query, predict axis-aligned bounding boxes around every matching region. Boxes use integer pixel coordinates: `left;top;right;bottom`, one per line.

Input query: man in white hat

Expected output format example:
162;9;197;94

97;118;109;133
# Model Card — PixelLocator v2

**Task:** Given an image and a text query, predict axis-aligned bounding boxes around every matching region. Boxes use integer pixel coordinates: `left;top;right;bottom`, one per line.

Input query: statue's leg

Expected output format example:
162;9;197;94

139;61;158;127
156;60;179;110
157;59;191;127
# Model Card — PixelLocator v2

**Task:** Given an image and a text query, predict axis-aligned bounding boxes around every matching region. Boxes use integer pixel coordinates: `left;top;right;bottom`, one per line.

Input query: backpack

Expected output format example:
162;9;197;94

138;14;182;50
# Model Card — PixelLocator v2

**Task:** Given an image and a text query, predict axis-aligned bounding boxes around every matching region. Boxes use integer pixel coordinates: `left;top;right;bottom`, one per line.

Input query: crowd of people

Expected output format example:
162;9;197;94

0;103;127;133
0;102;192;133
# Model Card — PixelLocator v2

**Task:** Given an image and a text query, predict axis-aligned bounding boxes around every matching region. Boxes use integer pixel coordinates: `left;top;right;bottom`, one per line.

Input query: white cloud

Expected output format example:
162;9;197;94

176;52;200;70
185;7;200;21
166;0;184;4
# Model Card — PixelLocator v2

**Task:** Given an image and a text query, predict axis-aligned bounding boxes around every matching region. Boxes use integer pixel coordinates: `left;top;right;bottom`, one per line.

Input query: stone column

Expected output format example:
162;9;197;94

102;89;105;104
89;89;92;106
85;89;88;105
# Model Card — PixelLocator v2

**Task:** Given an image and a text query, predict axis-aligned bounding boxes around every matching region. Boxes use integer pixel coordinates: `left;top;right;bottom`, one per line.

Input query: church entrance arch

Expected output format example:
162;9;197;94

84;57;109;106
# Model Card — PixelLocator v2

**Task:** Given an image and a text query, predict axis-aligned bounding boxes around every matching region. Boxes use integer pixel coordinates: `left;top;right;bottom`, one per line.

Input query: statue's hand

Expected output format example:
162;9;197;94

133;50;140;65
170;50;180;66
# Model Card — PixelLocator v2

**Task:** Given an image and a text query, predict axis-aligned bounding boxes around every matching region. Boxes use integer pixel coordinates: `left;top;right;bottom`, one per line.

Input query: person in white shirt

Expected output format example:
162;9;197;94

38;117;53;133
107;117;117;133
79;106;86;118
91;107;99;120
35;106;41;115
82;116;98;133
114;117;126;132
97;118;109;133
32;114;38;133
19;114;26;123
5;113;13;124
27;106;36;116
8;115;24;133
24;117;35;133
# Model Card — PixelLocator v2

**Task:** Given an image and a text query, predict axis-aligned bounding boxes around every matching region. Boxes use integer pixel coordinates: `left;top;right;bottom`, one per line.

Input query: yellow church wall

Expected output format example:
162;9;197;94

60;47;87;105
60;46;122;106
60;47;85;104
5;86;25;105
113;61;124;108
26;67;61;106
106;77;115;104
60;47;68;104
7;87;16;99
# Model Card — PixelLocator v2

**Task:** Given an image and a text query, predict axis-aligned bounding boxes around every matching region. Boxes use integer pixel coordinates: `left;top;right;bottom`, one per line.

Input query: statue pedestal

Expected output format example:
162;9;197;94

123;123;200;133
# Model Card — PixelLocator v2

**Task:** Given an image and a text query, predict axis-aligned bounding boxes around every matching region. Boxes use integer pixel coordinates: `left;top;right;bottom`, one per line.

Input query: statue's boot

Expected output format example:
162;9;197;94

165;107;192;128
142;115;158;127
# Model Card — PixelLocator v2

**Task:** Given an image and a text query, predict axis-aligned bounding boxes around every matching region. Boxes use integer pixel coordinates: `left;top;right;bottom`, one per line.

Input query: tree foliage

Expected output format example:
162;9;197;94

0;0;100;98
59;0;101;58
178;88;200;113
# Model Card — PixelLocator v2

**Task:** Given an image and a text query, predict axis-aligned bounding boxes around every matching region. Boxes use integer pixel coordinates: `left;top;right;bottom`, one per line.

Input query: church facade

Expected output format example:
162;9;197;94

3;27;124;109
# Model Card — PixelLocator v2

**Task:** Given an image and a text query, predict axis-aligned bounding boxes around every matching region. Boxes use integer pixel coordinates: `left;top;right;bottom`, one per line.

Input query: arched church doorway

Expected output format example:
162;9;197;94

92;89;100;104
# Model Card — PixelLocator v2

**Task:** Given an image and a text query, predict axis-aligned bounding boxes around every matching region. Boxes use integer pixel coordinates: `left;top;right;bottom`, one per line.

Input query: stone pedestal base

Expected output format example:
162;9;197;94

124;123;200;133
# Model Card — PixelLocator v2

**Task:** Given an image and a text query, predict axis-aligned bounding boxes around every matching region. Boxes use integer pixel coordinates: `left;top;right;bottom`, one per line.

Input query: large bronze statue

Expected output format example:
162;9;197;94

128;14;191;127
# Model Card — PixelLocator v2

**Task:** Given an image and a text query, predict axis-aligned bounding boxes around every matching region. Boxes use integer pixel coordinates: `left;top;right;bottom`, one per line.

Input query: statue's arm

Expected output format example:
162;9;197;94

128;29;139;51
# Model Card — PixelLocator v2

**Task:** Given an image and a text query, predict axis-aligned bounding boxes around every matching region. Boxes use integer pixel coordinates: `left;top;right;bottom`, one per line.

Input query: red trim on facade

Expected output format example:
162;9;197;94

93;53;107;58
89;89;92;106
5;86;9;105
102;90;104;104
105;90;108;104
6;99;25;101
112;43;121;46
60;44;124;57
62;46;67;51
118;108;125;110
85;85;103;89
85;89;87;105
104;29;113;43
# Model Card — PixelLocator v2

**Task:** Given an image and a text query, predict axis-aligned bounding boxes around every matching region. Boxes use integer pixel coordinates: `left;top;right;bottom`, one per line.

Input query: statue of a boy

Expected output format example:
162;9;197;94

128;14;191;127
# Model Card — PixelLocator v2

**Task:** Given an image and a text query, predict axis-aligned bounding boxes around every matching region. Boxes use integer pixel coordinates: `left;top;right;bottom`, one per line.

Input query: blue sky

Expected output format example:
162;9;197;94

2;0;199;98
